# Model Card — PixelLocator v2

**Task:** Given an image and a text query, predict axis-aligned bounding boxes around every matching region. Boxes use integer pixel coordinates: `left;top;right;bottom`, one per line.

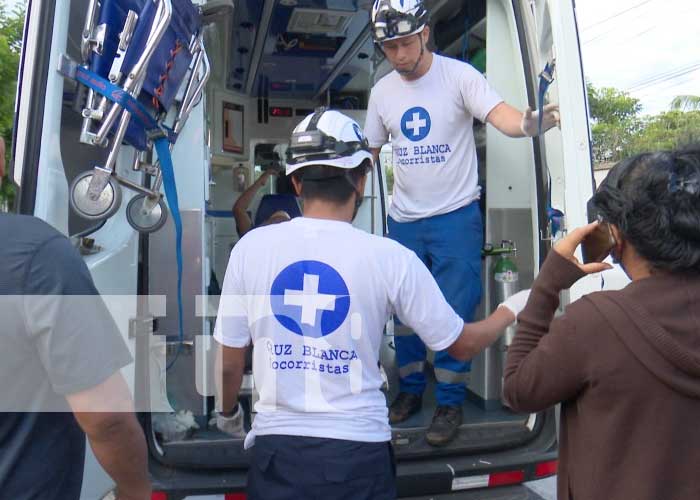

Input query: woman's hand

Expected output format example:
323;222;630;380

554;222;614;274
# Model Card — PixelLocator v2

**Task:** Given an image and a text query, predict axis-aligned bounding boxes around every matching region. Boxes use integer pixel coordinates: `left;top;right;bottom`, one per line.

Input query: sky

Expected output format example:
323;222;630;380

575;0;700;115
4;0;698;116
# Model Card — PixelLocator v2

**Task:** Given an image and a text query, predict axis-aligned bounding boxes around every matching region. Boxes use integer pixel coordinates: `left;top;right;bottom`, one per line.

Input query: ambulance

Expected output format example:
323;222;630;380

11;0;611;498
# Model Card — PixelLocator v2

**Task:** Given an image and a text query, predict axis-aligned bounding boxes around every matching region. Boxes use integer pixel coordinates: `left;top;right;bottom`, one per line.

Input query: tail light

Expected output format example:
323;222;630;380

488;470;526;487
535;459;558;478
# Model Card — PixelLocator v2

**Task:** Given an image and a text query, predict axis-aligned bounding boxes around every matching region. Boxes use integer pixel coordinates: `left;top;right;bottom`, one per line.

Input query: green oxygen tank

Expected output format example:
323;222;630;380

484;240;520;405
491;240;519;347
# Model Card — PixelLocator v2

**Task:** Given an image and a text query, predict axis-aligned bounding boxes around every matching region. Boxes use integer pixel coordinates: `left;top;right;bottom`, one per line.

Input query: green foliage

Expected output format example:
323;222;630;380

627;110;700;154
0;1;25;208
670;95;700;112
587;83;642;125
587;83;643;163
588;81;700;166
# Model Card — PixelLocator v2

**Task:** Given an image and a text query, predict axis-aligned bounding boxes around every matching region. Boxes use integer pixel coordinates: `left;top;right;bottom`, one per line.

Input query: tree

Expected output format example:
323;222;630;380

670;95;700;112
587;83;642;164
0;2;25;208
587;83;642;125
627;110;700;154
587;83;700;167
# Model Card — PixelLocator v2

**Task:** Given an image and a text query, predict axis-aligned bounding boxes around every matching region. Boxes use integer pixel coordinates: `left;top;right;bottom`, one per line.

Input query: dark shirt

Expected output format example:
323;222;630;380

0;214;132;500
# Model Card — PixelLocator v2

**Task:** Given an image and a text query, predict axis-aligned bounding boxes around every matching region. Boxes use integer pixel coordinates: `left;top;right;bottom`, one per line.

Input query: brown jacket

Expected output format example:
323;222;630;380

504;251;700;500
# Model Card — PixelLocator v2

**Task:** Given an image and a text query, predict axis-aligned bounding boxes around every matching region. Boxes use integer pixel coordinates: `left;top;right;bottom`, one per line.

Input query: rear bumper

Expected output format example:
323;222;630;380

149;409;557;499
150;465;553;500
403;485;547;499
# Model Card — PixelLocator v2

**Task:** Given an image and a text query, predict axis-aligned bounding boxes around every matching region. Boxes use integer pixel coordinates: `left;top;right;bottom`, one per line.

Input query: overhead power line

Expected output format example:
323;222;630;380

634;74;699;100
627;61;700;92
580;0;655;33
582;20;653;46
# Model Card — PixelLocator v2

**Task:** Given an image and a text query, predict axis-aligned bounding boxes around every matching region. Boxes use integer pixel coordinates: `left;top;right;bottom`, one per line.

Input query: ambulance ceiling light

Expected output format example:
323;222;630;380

287;8;354;35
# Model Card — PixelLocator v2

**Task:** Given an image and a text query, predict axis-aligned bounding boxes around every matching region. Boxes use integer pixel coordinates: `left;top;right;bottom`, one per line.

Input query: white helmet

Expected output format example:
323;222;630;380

285;108;373;176
371;0;429;43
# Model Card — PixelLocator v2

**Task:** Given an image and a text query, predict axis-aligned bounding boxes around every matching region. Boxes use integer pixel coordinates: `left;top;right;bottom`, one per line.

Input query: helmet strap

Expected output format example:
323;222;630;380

396;32;425;76
351;187;364;221
306;107;326;132
343;170;365;221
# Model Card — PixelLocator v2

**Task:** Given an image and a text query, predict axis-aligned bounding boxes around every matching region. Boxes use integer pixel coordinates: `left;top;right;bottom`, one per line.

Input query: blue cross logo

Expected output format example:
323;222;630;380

270;260;350;338
401;106;431;142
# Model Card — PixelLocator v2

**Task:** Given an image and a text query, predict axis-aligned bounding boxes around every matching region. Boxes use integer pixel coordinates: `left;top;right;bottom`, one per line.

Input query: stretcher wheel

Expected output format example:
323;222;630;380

69;170;122;221
126;194;168;233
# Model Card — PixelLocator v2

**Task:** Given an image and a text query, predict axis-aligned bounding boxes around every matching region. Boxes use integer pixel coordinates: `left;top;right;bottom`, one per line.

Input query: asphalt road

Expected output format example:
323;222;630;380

526;477;557;499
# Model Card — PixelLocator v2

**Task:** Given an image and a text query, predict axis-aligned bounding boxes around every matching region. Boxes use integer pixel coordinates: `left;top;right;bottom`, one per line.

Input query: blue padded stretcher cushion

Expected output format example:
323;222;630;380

88;0;201;149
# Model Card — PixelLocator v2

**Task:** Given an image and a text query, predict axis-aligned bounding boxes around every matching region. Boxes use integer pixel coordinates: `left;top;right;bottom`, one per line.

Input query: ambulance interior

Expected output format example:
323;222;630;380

53;0;563;468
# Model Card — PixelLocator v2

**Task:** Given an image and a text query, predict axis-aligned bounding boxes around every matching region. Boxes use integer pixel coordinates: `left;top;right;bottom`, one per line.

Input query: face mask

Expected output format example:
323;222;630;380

611;243;631;279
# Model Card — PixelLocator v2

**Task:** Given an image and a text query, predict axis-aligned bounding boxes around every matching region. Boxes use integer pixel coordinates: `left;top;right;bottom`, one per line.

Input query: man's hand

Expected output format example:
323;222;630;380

520;104;560;137
497;289;531;321
447;306;521;361
553;222;614;275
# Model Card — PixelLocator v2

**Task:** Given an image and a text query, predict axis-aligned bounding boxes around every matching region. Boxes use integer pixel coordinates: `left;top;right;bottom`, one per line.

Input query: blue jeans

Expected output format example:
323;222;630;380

388;202;483;406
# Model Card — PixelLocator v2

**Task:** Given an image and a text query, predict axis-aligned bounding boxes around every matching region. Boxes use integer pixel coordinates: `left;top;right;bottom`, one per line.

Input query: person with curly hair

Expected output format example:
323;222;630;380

504;146;700;500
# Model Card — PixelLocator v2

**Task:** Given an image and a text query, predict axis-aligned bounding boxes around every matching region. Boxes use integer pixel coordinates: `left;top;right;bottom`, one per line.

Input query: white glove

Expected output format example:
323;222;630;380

210;404;246;438
520;104;560;137
497;289;531;320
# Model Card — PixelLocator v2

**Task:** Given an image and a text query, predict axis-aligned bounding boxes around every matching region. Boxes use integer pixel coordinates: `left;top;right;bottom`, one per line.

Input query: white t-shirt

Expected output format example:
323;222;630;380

365;54;503;222
214;217;464;448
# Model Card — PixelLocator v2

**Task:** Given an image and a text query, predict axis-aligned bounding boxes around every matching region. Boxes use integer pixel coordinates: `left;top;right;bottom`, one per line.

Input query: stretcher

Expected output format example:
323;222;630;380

59;0;210;233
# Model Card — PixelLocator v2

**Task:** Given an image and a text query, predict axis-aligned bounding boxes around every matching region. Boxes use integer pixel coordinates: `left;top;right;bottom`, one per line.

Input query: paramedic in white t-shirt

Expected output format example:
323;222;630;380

364;0;560;446
212;109;529;499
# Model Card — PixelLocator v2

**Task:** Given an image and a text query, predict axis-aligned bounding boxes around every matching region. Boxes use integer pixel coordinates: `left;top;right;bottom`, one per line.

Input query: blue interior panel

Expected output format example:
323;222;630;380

228;0;372;98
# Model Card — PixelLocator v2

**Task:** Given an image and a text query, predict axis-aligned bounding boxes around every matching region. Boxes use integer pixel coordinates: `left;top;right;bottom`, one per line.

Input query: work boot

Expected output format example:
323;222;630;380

388;392;422;424
426;405;462;446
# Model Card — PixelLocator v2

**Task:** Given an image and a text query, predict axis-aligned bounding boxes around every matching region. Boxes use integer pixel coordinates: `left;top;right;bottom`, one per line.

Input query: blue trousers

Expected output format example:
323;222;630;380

248;435;396;499
388;202;483;406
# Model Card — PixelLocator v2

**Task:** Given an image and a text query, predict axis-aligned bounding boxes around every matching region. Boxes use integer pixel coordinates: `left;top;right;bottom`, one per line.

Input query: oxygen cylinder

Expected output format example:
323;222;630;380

492;240;519;346
491;240;519;393
476;240;521;407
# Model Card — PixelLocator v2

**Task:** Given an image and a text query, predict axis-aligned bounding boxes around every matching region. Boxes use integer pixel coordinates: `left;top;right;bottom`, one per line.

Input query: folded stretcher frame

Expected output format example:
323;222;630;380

59;0;210;234
58;0;212;369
